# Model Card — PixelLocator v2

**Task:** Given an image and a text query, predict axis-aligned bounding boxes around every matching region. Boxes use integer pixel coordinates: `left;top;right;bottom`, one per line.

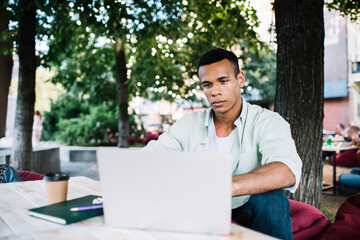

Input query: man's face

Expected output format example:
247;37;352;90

198;59;245;116
335;125;343;135
347;129;358;138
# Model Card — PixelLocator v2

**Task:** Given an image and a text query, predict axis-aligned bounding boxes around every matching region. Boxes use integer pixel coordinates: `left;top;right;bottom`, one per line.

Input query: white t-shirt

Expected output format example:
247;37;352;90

208;114;238;166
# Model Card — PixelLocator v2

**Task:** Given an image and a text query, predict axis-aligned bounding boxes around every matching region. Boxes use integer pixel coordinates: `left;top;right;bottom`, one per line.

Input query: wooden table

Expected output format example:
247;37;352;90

0;177;275;239
322;145;359;195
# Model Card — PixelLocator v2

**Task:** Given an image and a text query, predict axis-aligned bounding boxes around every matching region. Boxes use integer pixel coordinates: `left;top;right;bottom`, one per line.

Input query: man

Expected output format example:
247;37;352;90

334;123;346;136
334;125;360;168
144;48;302;239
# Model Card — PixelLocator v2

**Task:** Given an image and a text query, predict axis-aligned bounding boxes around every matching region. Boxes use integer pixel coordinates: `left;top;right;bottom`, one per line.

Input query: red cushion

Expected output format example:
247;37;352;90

289;199;331;240
317;193;360;239
16;170;44;181
329;150;359;168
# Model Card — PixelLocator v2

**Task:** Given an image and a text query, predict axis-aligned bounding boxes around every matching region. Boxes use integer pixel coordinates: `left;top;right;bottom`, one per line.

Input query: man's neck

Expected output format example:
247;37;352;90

213;100;242;138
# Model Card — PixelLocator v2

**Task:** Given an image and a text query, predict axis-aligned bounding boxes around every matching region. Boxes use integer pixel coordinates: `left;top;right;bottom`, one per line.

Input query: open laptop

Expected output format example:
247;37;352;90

97;149;232;235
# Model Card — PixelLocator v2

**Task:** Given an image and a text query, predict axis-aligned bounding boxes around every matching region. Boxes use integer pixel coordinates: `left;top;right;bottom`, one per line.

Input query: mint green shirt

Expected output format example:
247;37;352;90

144;98;302;209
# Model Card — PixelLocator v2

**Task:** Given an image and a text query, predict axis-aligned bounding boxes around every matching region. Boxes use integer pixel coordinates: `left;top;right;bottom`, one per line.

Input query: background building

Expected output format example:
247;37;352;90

323;9;360;131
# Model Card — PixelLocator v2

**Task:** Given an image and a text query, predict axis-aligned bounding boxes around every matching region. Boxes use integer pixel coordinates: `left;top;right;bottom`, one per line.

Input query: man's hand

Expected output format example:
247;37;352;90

232;162;295;196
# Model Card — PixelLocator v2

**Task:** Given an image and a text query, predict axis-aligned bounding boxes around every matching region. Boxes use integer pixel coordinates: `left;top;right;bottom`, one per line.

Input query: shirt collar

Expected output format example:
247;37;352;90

204;108;212;128
204;97;247;127
236;97;247;126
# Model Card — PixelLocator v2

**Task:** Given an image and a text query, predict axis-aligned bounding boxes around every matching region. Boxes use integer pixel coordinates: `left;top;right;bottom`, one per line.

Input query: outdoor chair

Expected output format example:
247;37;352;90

317;192;360;239
16;170;44;181
289;199;331;240
231;199;331;239
329;149;360;168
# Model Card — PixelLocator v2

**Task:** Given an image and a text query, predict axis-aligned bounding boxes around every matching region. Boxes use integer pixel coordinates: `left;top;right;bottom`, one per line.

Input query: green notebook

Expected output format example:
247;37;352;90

28;195;103;225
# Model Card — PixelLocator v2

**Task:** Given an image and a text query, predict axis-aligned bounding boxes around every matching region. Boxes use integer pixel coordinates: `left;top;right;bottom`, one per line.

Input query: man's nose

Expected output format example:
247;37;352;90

211;83;221;96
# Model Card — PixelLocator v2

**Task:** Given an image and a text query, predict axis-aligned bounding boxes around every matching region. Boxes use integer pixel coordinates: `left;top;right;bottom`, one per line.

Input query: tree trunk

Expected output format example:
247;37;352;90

10;0;36;170
0;1;13;138
114;39;129;148
274;0;324;208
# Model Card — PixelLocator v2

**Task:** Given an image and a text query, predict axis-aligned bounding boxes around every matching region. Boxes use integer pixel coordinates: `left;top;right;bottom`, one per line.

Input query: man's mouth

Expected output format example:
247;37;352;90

212;100;225;107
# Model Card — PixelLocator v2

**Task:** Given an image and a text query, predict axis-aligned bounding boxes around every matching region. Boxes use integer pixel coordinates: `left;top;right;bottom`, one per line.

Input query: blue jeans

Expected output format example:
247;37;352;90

339;168;360;189
6;167;22;182
232;189;292;240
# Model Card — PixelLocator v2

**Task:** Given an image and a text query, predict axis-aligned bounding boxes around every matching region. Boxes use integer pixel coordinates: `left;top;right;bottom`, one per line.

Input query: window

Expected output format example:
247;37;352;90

352;61;360;74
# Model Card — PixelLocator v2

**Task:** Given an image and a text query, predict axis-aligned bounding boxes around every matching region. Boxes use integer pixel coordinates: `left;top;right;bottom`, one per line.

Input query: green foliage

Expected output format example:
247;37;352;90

55;105;118;146
44;0;271;104
42;92;146;146
326;0;360;23
241;50;276;101
1;0;51;58
49;44;118;105
41;94;89;141
130;0;265;101
2;0;277;146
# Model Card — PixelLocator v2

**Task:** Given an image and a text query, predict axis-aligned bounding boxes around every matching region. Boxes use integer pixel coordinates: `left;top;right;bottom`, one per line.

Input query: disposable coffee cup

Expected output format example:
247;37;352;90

44;173;70;204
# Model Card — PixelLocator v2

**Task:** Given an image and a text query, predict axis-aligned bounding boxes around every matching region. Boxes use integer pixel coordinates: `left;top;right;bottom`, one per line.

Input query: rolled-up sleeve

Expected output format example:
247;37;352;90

258;114;302;193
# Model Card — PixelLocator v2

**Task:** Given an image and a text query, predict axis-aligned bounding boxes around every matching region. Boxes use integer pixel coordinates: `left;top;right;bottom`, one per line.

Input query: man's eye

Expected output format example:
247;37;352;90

220;80;227;83
203;84;210;88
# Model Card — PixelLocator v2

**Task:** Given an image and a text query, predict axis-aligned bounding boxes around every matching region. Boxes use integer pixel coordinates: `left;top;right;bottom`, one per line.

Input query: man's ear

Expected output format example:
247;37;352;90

237;71;245;88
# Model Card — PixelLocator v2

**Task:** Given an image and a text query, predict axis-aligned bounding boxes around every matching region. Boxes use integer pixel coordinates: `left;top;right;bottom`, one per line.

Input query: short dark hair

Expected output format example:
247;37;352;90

350;125;360;132
197;48;240;76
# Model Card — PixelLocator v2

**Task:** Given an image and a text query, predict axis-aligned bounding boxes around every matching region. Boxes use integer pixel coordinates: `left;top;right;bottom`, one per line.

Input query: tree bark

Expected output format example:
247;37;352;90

10;0;36;170
0;1;13;138
274;0;324;208
114;39;129;148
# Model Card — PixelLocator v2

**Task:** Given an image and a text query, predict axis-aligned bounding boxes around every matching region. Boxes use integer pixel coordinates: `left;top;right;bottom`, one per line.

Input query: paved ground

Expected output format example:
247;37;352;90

61;161;99;180
321;164;351;219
